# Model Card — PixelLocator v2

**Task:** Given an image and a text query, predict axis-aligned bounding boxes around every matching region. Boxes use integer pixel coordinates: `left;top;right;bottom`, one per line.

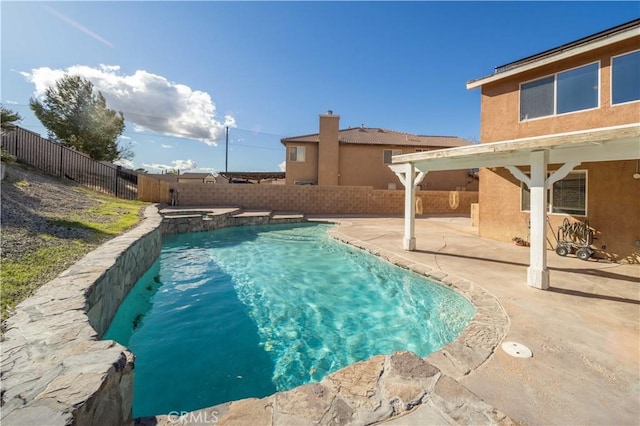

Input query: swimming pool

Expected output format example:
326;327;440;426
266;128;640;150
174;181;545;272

104;222;474;417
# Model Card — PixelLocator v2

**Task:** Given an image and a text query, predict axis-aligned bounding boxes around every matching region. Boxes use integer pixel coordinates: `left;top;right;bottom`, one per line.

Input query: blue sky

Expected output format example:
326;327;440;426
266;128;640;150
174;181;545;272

2;1;638;173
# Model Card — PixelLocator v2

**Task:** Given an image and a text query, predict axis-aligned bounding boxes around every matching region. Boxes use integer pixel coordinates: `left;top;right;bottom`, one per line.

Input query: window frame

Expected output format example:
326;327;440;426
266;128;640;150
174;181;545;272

383;149;402;164
288;146;306;162
611;49;640;106
520;170;588;217
519;61;600;122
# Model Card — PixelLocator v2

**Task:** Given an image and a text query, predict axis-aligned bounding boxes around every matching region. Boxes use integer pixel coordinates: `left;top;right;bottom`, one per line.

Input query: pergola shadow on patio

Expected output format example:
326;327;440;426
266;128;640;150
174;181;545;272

316;215;639;425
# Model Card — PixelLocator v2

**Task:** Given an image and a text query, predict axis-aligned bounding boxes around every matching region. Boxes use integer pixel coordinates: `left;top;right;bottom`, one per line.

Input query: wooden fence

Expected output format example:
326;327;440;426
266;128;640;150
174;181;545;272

138;174;170;203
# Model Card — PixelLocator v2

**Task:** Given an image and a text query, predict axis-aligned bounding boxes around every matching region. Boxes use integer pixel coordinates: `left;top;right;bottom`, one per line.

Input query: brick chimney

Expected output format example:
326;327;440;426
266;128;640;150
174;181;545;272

318;110;340;186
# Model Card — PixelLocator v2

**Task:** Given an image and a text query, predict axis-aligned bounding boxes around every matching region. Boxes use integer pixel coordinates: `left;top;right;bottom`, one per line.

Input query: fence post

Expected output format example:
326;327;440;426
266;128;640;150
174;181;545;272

59;145;64;177
115;166;121;198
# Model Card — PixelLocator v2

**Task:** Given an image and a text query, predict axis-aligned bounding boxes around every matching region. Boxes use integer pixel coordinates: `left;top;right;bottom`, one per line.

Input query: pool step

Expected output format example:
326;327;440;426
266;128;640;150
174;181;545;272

231;209;272;218
271;212;305;220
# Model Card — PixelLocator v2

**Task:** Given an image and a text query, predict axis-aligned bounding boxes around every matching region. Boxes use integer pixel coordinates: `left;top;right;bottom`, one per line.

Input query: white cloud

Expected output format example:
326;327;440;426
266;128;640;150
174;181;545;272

114;158;136;169
172;159;197;171
161;144;172;149
142;159;197;172
21;64;236;146
120;135;131;140
278;161;286;172
4;100;18;105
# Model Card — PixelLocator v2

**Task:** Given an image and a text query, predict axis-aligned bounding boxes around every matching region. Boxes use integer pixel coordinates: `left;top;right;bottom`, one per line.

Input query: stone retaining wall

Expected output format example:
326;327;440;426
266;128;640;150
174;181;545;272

1;205;162;426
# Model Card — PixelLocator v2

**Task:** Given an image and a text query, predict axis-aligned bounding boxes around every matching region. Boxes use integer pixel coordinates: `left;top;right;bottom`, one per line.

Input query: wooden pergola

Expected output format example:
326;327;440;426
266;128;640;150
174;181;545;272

389;123;640;290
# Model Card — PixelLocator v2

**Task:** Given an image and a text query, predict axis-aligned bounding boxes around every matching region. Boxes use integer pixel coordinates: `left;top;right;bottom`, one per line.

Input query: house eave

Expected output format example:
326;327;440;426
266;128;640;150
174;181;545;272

466;27;640;90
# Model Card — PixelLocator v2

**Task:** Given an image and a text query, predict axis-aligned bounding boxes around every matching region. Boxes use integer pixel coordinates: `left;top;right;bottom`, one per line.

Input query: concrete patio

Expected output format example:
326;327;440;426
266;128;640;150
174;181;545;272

314;215;639;426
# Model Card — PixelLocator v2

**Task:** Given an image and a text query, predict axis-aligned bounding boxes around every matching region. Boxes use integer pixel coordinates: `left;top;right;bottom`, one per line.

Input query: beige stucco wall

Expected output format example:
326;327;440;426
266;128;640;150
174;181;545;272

479;162;639;263
338;144;477;190
285;142;319;185
477;36;640;263
480;36;640;142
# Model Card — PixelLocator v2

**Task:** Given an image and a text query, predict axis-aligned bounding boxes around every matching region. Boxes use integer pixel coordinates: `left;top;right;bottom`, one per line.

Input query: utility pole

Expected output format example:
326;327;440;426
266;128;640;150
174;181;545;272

225;126;229;173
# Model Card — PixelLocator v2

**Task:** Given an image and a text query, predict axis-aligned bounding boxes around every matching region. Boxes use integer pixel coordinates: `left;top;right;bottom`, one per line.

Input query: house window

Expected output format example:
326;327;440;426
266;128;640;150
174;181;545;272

557;63;599;114
612;50;640;105
520;62;599;120
521;171;587;216
288;146;305;162
383;149;402;164
520;76;554;120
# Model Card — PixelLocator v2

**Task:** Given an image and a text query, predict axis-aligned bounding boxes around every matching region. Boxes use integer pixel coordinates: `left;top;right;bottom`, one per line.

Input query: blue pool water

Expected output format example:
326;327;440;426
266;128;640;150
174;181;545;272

104;223;474;417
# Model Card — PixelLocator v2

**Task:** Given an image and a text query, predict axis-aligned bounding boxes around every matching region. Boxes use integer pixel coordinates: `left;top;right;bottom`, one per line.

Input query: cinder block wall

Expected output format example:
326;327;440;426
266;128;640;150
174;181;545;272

172;184;478;215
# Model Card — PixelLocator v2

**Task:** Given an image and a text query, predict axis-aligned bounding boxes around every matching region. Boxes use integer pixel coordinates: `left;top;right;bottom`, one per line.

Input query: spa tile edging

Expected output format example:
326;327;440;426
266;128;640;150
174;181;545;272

139;220;514;426
159;209;306;235
1;205;163;426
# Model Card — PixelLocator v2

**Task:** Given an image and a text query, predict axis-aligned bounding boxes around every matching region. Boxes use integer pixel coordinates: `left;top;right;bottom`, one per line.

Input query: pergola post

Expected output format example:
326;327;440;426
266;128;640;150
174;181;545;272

527;150;550;289
391;163;426;251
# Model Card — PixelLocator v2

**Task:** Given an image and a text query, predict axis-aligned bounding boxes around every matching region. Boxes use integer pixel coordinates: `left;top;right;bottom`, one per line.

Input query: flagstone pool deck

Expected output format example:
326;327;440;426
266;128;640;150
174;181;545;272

317;215;639;425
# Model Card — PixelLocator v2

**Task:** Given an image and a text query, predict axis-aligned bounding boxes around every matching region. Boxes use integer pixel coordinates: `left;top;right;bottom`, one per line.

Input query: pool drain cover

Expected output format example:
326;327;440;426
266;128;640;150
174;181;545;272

501;341;533;358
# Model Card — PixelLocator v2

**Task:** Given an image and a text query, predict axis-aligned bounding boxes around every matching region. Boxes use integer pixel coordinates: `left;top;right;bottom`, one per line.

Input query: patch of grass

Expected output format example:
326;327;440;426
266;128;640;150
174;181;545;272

1;188;149;321
1;241;89;318
15;178;29;188
49;196;146;239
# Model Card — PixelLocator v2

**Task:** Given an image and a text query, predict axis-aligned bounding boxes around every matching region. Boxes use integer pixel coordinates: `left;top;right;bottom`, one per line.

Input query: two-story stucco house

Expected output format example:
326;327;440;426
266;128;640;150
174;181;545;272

281;111;478;191
391;19;639;289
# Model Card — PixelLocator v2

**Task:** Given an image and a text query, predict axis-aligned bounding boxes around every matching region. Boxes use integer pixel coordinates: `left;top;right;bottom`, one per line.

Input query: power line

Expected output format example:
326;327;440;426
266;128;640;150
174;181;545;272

8;122;285;152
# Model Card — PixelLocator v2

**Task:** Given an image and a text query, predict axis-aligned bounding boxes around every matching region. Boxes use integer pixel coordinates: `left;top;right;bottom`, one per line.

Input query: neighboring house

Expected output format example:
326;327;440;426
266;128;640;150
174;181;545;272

144;172;216;184
281;111;478;191
390;19;639;288
177;172;216;184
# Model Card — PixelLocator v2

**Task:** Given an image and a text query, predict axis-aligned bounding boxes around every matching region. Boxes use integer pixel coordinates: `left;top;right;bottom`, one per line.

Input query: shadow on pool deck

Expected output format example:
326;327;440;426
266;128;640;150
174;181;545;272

317;215;639;426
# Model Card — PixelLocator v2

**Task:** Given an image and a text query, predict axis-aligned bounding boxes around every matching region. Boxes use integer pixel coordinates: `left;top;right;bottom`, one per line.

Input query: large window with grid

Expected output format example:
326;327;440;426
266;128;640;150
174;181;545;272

521;171;587;216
